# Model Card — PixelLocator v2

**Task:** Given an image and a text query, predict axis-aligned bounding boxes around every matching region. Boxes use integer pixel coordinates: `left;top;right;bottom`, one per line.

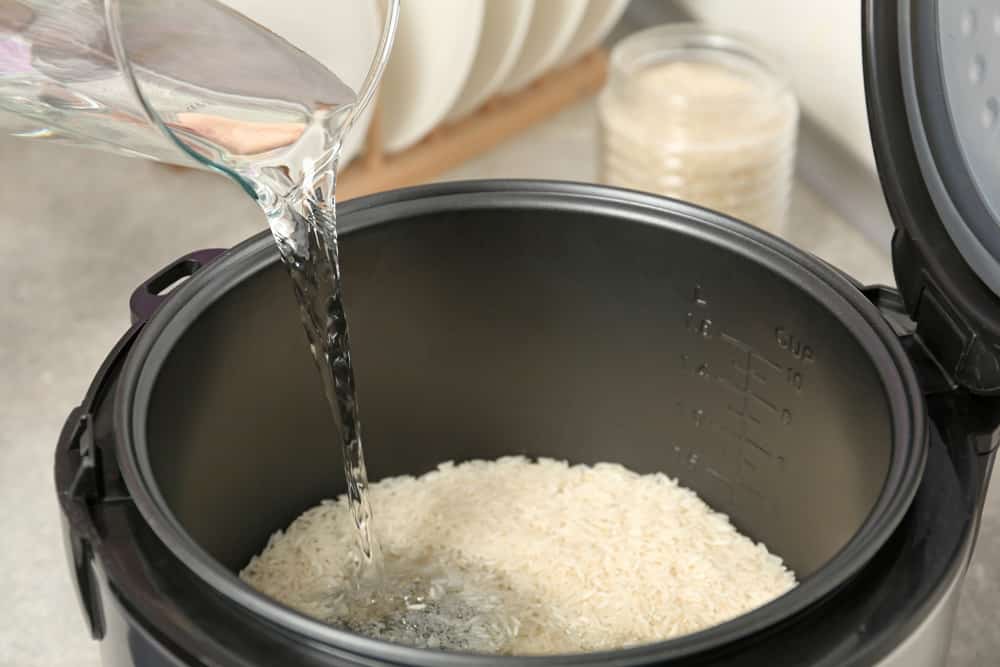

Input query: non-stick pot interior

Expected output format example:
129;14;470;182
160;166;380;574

144;204;893;583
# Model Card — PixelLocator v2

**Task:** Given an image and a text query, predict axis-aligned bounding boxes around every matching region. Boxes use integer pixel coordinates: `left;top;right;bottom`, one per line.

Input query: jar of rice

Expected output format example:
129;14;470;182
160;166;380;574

598;24;799;236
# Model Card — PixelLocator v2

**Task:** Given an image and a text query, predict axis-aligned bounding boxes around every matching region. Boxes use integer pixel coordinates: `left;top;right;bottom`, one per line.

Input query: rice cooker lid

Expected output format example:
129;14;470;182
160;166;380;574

864;0;1000;392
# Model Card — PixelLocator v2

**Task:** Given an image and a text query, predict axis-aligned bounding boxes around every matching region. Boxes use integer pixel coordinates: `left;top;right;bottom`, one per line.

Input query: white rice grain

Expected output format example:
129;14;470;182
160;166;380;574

240;457;796;654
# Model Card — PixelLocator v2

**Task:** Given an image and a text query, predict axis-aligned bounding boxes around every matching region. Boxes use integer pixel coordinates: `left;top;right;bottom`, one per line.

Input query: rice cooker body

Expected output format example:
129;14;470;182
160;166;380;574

57;1;1000;663
55;181;997;667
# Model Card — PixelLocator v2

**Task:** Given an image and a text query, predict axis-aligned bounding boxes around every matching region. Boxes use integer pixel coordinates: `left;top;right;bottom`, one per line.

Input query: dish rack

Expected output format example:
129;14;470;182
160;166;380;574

337;49;608;200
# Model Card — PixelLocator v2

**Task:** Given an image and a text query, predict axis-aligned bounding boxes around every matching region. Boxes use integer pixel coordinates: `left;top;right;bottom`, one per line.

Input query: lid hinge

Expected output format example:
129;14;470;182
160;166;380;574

899;334;956;396
863;285;956;394
971;423;1000;457
867;286;1000;490
910;280;1000;395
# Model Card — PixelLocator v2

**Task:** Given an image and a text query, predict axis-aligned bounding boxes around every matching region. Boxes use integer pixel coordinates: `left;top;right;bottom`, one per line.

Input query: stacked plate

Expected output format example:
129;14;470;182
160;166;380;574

375;0;631;155
211;2;630;167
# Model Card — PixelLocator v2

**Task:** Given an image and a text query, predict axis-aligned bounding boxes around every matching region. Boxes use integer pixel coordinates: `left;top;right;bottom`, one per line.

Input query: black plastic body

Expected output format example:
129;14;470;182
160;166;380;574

60;390;991;667
55;182;997;666
863;0;1000;394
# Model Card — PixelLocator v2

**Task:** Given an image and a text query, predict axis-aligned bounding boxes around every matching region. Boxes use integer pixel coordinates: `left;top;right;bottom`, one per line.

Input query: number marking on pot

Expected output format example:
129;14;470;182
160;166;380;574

684;334;795;506
678;286;810;516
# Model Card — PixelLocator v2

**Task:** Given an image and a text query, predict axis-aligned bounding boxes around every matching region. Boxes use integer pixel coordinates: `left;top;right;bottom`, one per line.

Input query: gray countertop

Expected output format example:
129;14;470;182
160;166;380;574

0;100;994;666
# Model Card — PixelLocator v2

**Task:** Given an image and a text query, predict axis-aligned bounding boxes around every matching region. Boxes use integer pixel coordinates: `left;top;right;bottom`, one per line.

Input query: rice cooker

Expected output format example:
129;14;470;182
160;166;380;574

54;2;1000;665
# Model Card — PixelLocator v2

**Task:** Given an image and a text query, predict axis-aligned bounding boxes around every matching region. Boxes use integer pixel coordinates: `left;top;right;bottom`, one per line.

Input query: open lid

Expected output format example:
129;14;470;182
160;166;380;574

864;0;1000;394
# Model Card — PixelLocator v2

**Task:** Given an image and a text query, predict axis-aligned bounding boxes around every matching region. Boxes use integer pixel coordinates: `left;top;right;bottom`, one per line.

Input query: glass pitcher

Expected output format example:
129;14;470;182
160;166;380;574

0;0;398;194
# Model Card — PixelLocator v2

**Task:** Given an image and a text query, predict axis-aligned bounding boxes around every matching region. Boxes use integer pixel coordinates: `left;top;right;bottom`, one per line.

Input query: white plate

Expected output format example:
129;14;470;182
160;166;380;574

446;0;535;122
218;0;380;167
499;0;589;94
558;0;630;66
380;0;486;153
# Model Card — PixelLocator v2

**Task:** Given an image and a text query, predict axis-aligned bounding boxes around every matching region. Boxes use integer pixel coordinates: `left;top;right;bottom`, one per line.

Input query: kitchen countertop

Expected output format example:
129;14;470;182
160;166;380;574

0;99;994;666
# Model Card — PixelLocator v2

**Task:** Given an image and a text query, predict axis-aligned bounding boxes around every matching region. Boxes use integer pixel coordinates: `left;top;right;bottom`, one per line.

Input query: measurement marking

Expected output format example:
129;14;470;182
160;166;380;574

719;425;743;441
721;332;750;350
717;376;745;394
744;437;773;456
751;352;783;372
749;391;779;414
722;334;784;377
729;405;760;423
706;467;731;483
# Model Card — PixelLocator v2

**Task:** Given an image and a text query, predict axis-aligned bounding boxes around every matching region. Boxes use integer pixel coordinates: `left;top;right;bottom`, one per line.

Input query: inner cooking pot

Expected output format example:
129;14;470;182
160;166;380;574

116;182;924;662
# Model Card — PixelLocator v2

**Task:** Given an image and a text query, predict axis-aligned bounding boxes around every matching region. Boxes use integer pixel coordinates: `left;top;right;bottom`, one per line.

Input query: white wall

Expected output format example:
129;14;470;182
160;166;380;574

678;0;876;173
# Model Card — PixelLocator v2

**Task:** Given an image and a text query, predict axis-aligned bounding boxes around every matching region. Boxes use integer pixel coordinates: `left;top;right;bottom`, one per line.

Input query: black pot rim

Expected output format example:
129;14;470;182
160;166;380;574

114;180;927;665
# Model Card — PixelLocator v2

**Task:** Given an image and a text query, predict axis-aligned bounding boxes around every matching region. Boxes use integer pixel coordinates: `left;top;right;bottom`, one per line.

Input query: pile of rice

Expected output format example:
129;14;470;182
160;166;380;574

240;457;796;654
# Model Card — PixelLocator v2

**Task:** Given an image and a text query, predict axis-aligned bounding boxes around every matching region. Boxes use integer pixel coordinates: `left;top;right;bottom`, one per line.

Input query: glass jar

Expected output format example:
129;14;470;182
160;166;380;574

598;24;799;236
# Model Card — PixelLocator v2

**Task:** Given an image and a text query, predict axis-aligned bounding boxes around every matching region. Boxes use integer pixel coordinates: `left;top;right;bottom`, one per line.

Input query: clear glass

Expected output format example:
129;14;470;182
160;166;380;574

598;23;799;235
0;0;398;195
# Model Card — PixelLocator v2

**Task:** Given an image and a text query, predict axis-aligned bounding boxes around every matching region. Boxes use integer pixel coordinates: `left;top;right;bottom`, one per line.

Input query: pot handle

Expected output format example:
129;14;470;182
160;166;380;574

129;248;226;325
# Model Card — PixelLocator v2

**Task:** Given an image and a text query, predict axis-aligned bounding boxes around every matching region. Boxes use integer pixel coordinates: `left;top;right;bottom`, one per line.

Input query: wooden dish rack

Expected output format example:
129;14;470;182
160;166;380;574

337;49;608;200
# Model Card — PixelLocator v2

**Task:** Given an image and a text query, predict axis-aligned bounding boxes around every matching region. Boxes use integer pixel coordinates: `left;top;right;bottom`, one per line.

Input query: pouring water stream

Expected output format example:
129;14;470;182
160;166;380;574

235;84;516;656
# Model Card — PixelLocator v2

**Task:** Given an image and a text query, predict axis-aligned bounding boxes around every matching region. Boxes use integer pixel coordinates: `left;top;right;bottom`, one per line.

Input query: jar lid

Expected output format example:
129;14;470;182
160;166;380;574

865;0;1000;392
